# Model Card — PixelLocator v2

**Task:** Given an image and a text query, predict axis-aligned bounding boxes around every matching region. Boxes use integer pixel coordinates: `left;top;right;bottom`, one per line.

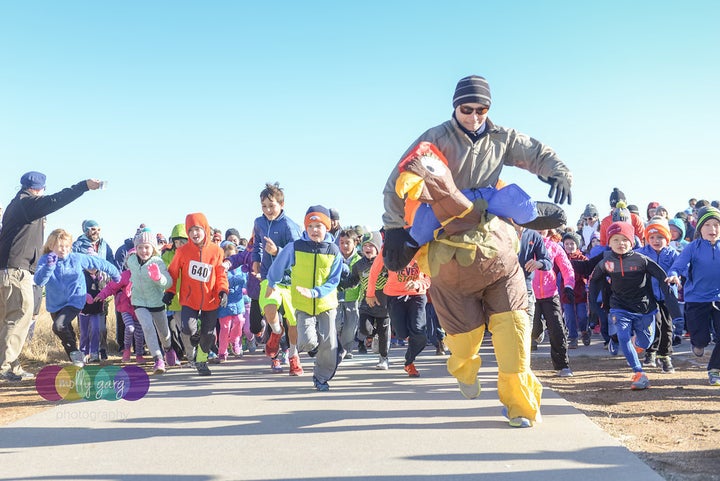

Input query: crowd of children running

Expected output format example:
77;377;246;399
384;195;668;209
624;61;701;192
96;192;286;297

20;183;720;391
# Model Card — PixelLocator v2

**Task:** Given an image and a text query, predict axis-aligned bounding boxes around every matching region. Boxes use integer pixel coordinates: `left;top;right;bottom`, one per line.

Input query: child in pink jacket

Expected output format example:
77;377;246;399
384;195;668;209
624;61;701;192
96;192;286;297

96;268;145;364
531;229;575;377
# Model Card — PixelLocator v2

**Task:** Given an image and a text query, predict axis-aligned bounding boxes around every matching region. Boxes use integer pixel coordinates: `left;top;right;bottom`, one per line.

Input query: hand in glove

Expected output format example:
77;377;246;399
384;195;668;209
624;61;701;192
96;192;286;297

147;263;162;281
46;252;58;267
162;291;175;306
219;291;228;308
538;175;572;205
382;227;419;272
563;286;576;304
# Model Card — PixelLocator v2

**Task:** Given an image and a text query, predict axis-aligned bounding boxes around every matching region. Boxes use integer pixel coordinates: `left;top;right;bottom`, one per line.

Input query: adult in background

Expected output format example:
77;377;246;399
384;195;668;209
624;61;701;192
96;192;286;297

73;219;116;360
0;171;104;382
329;209;342;239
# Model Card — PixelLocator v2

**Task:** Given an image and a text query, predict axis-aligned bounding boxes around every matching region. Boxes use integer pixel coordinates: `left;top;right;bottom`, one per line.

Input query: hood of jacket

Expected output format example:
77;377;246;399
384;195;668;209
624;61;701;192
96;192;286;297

668;218;686;239
170;223;188;240
185;213;210;246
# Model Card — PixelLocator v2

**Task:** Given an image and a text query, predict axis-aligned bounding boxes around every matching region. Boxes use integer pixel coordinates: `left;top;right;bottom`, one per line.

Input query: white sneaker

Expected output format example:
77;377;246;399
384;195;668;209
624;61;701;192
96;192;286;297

375;356;389;370
69;350;85;368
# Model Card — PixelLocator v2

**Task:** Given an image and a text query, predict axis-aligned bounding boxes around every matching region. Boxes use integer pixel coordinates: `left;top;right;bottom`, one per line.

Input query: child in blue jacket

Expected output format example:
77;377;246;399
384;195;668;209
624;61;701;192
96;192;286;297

34;228;120;367
667;206;720;386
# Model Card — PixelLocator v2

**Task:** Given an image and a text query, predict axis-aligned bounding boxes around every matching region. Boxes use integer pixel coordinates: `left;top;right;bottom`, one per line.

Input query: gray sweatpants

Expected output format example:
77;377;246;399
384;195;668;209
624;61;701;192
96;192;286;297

335;300;359;354
296;309;338;384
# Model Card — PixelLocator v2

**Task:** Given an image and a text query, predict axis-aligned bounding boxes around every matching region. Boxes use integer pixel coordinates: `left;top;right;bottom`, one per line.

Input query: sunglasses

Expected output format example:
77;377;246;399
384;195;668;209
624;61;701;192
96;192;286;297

458;105;489;116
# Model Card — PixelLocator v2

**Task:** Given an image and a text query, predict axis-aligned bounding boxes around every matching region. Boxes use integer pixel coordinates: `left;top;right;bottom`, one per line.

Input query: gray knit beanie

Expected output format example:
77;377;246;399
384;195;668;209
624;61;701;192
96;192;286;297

453;75;492;108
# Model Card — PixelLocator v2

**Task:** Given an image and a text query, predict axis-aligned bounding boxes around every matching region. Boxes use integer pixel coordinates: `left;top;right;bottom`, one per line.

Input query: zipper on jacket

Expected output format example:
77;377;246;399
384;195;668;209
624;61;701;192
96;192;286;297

312;242;319;316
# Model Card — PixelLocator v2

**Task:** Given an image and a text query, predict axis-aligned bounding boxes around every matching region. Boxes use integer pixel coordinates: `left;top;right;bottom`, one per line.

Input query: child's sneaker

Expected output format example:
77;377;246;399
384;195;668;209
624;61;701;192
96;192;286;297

247;337;257;354
288;355;303;376
136;354;146;365
219;353;228;362
121;349;131;363
375;356;389;370
556;368;574;377
708;370;720;386
279;349;289;365
643;352;657;367
458;378;481;399
165;349;178;367
87;353;100;364
607;340;619;356
153;357;166;375
692;344;705;357
501;406;532;428
567;338;578;349
313;376;330;392
196;362;211;376
233;340;243;358
69;350;85;368
265;331;283;358
630;371;650;390
270;358;283;374
404;363;419;377
657;356;675;373
357;341;367;354
672;335;682;346
99;349;108;361
581;330;592;346
208;351;220;364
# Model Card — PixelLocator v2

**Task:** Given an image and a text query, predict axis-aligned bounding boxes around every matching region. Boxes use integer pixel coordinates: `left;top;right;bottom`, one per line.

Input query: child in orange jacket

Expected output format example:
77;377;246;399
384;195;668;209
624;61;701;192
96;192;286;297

367;255;431;376
164;213;229;376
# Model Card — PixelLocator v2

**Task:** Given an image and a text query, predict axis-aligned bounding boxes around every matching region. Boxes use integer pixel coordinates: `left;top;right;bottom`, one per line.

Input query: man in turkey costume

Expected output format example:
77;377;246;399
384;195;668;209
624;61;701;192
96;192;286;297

381;75;572;428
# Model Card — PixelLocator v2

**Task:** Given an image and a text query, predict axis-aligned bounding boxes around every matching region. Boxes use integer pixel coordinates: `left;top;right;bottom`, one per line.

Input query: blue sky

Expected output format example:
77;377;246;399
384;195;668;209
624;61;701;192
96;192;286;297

1;1;718;249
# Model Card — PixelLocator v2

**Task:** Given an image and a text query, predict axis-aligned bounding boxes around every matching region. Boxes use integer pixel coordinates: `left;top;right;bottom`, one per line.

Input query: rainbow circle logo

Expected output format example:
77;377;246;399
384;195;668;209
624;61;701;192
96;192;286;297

35;365;150;402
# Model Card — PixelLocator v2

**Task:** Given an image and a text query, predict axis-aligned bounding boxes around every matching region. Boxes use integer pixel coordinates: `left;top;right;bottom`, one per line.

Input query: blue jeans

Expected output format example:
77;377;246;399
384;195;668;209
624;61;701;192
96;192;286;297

78;313;102;355
562;302;588;339
424;302;445;347
610;308;656;372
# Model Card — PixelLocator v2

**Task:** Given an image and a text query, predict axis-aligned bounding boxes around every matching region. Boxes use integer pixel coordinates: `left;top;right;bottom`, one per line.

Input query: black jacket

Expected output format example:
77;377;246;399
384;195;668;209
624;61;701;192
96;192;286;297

0;181;89;272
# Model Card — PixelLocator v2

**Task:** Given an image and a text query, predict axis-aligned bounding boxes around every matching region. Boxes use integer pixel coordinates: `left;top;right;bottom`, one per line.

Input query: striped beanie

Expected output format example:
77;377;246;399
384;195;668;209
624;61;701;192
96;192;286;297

134;228;157;247
304;205;331;230
694;206;720;239
453;75;492;108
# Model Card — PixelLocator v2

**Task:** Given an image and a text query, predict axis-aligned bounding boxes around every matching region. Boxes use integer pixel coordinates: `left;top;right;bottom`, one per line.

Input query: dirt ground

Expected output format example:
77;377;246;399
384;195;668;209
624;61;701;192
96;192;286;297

2;348;719;481
534;349;720;481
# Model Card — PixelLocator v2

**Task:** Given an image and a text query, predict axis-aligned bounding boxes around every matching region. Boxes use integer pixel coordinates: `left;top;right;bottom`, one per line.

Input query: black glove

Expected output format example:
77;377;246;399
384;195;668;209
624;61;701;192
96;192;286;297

162;291;175;306
538;175;572;205
382;227;419;272
219;291;228;308
563;286;575;304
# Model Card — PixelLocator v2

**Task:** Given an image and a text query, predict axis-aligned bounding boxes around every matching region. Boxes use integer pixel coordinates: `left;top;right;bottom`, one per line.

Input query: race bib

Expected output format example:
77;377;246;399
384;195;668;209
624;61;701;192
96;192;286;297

188;260;212;283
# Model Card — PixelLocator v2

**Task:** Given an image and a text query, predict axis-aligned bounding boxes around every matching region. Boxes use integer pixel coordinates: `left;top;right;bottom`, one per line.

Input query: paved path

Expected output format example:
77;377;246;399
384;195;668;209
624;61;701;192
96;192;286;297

0;340;665;481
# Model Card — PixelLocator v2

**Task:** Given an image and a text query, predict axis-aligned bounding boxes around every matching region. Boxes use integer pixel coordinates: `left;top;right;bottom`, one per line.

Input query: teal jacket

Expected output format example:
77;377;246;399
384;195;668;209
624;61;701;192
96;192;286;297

267;232;343;315
127;253;171;309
